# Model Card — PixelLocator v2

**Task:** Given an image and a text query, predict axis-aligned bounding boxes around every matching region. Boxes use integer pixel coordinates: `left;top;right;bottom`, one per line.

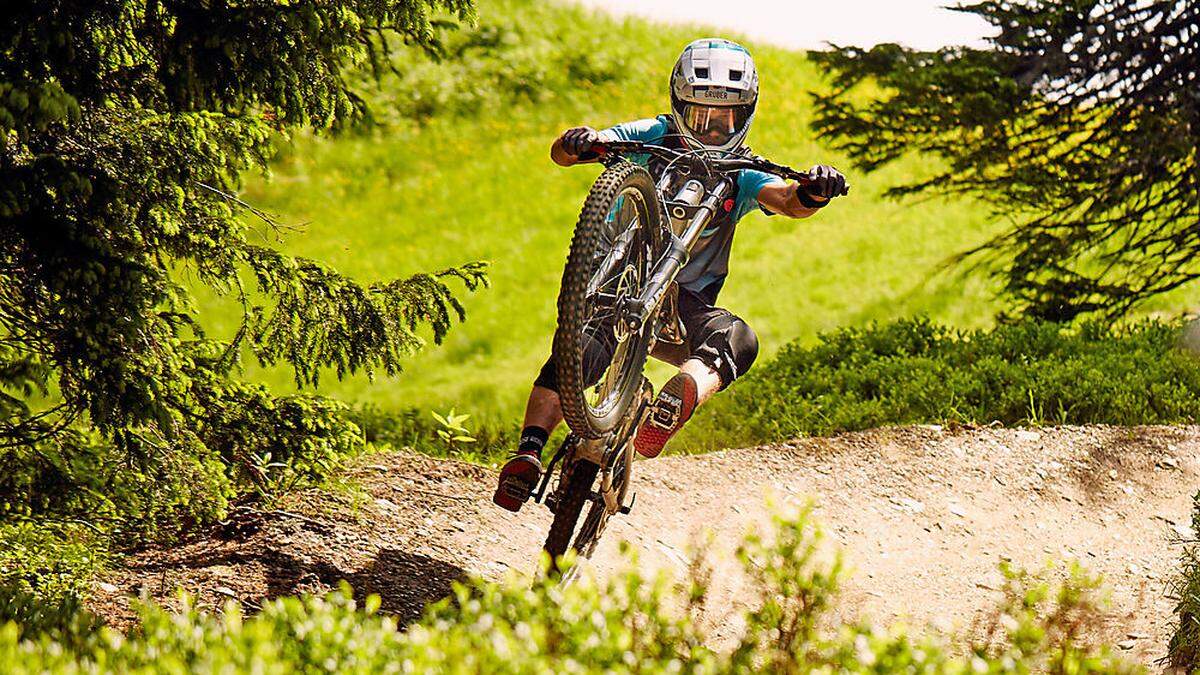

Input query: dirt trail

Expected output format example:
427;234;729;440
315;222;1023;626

90;425;1199;666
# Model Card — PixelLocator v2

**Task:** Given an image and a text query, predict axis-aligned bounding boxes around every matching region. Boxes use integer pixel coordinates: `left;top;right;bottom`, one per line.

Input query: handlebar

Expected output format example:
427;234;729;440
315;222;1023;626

593;140;850;196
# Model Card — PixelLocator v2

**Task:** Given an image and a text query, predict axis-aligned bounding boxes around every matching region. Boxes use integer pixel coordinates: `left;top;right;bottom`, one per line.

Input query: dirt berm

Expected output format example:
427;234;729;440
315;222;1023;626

89;425;1199;666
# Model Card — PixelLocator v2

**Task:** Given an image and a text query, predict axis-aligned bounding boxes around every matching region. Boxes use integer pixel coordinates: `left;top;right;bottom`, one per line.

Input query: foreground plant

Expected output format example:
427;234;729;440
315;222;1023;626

0;509;1138;673
1168;491;1200;670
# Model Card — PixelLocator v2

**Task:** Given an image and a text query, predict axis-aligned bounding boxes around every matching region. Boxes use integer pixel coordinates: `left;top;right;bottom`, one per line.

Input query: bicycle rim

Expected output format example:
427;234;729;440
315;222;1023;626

556;162;661;439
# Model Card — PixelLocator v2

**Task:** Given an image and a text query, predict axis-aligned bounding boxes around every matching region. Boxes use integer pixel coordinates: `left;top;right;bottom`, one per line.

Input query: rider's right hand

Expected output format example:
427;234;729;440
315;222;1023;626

561;126;600;157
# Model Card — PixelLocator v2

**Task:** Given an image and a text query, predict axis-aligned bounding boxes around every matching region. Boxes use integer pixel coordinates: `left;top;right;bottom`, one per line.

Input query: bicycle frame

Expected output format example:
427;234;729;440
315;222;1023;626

617;177;732;334
598;139;824;337
533;140;844;572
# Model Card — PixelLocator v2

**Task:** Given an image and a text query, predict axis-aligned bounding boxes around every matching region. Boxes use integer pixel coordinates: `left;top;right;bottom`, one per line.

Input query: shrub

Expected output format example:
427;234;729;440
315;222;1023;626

350;404;513;461
684;318;1200;451
0;523;107;653
0;584;103;653
0;510;1137;674
1168;491;1200;669
0;522;107;604
0;387;368;539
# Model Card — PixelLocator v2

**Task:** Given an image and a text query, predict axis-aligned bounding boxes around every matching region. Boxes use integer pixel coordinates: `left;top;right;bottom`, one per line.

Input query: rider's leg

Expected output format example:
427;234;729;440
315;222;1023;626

522;385;564;435
635;284;759;458
679;358;722;405
495;329;617;511
519;326;616;449
493;384;562;512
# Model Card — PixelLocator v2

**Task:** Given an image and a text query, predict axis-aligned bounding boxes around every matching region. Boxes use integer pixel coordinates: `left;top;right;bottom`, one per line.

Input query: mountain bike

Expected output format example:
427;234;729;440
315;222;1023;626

513;140;849;575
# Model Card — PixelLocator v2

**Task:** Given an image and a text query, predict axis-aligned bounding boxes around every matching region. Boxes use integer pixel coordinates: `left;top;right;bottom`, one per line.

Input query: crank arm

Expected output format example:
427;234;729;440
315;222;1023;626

533;435;575;503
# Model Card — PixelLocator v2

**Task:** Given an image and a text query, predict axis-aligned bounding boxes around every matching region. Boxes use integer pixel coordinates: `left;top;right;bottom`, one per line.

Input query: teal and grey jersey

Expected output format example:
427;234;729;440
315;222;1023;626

597;115;784;293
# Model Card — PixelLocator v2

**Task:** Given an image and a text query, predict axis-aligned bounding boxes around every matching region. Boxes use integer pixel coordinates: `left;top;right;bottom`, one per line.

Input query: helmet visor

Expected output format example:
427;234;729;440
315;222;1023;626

680;103;751;148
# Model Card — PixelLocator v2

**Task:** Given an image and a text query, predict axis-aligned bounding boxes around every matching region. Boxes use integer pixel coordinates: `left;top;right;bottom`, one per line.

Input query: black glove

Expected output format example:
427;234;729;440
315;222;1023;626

561;126;600;157
798;164;848;207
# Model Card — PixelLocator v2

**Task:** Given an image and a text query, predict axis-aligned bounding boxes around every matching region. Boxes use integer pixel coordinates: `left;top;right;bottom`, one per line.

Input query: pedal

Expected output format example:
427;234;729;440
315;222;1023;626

648;391;684;429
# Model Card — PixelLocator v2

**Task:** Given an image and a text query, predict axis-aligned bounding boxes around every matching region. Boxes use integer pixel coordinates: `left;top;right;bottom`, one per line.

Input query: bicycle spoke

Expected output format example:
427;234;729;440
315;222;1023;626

575;183;653;417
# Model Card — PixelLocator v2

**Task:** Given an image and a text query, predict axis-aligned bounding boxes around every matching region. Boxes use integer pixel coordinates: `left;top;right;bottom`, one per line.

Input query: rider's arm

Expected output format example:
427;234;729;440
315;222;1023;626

757;182;827;219
552;117;670;167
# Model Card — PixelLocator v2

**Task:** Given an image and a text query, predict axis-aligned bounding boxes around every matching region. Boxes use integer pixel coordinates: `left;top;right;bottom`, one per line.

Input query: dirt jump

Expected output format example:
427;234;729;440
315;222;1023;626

88;425;1198;666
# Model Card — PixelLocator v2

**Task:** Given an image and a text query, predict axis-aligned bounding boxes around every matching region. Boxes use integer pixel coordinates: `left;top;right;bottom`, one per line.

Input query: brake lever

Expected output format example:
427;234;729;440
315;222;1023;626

744;155;850;196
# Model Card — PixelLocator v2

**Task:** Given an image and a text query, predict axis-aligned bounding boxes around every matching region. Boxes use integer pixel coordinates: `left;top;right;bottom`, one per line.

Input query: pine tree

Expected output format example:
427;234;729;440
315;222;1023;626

0;0;485;534
810;0;1198;321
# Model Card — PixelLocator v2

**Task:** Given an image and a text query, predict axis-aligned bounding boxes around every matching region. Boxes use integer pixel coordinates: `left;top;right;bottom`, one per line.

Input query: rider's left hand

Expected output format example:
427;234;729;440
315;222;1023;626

803;165;848;200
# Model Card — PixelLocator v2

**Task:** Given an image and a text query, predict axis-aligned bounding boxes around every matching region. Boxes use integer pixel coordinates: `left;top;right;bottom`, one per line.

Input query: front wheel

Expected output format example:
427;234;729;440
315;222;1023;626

554;162;663;439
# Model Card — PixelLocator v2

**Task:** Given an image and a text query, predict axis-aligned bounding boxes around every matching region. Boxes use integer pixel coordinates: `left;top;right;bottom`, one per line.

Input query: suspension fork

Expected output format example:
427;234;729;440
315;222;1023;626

617;179;732;333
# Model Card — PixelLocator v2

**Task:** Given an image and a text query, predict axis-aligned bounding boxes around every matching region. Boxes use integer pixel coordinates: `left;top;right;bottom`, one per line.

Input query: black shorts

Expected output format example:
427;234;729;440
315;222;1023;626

534;279;759;392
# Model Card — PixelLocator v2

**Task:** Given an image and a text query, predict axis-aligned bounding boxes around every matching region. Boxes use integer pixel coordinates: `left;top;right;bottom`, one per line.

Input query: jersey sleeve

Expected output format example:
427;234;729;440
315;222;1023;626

734;169;786;221
597;117;670;143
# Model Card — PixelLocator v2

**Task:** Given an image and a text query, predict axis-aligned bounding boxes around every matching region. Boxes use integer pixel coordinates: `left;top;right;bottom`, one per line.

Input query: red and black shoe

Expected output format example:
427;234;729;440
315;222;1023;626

634;372;699;459
493;449;542;512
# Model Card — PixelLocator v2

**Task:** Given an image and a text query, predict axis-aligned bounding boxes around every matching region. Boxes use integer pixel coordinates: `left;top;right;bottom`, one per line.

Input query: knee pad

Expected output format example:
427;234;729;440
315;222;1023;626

727;319;759;382
688;314;758;390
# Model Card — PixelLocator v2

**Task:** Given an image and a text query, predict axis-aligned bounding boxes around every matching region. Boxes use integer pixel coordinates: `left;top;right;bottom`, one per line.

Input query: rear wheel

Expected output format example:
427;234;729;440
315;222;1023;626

542;459;600;572
572;384;645;558
555;162;663;439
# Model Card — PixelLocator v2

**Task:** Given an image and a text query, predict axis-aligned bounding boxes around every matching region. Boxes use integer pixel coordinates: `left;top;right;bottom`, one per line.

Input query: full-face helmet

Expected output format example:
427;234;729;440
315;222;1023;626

669;38;759;154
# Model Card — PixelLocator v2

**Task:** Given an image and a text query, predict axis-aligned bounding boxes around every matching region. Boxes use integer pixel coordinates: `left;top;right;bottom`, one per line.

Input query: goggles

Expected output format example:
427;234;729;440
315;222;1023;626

680;103;752;148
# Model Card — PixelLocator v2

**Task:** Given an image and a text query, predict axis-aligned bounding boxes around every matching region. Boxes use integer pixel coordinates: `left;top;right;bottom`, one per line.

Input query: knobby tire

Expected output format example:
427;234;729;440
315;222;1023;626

542;459;600;570
554;161;661;439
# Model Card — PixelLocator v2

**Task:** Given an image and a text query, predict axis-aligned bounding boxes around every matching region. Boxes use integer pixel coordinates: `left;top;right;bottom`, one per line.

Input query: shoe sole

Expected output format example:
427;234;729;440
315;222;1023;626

634;374;697;459
493;456;541;512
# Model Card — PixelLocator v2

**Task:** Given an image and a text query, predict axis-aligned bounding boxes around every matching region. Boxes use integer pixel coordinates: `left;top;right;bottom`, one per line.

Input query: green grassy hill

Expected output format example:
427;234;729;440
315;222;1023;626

199;0;1192;441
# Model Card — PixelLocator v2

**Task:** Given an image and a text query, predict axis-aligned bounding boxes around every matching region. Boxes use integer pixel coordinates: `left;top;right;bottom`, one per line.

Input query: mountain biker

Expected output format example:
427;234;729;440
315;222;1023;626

494;38;846;511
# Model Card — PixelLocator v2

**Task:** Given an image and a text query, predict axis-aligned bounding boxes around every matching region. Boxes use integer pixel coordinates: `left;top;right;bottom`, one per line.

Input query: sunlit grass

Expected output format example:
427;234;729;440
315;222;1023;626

197;0;1197;439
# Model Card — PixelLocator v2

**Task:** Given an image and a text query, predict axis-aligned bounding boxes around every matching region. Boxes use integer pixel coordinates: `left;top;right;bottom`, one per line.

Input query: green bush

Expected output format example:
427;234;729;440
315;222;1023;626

683;318;1200;451
0;584;103;653
0;522;107;653
0;510;1137;674
0;522;107;605
0;388;366;537
1168;491;1200;669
